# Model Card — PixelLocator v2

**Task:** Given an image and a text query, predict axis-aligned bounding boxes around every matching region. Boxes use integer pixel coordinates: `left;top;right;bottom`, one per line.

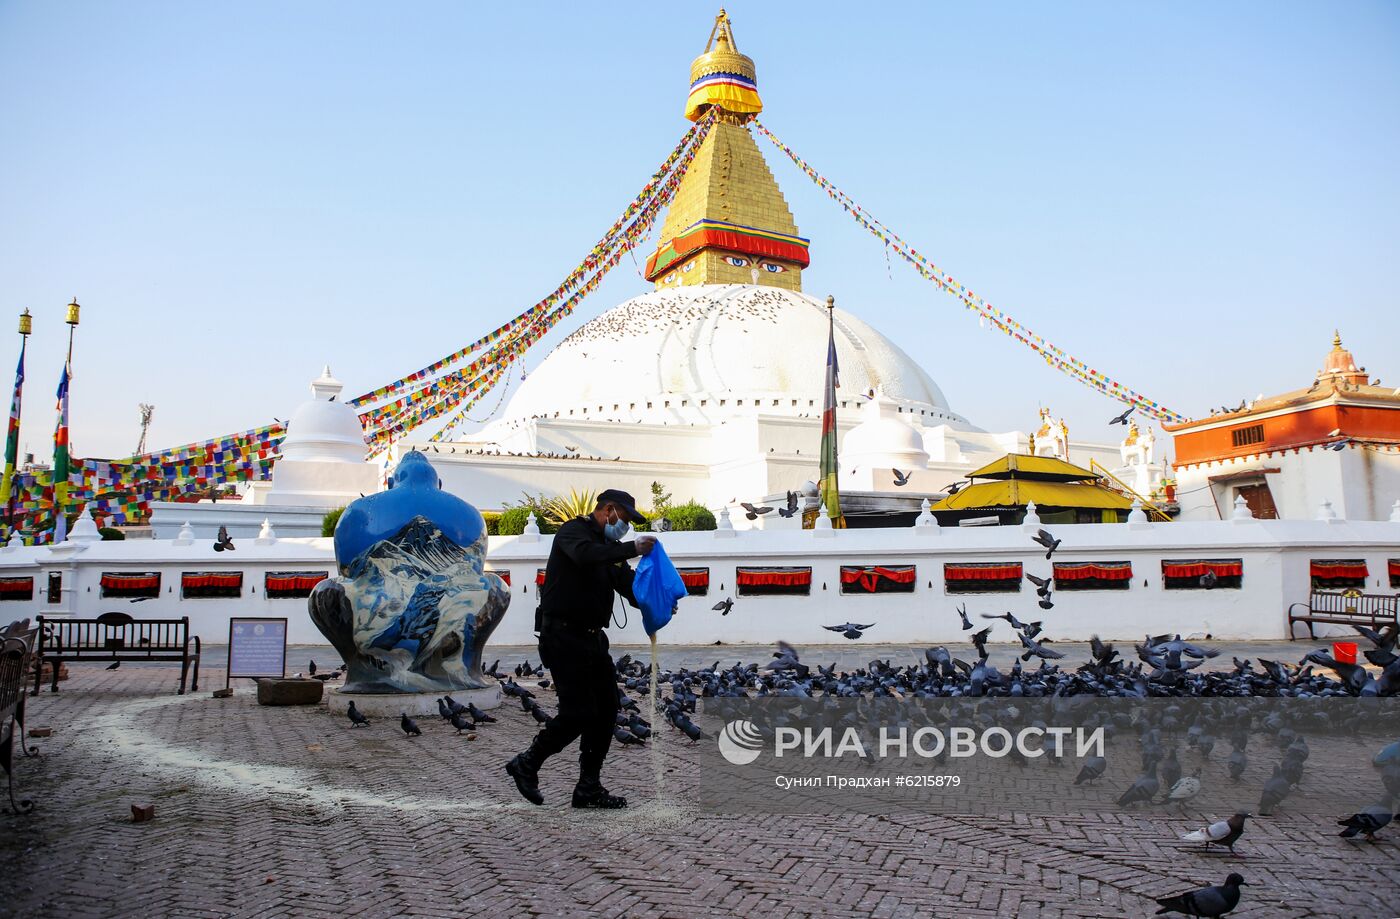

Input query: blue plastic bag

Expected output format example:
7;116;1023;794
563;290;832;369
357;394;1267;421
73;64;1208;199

633;540;688;636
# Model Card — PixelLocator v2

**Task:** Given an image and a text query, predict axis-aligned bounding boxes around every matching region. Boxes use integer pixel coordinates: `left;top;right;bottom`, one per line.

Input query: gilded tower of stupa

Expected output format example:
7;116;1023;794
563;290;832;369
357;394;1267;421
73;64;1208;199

644;10;810;293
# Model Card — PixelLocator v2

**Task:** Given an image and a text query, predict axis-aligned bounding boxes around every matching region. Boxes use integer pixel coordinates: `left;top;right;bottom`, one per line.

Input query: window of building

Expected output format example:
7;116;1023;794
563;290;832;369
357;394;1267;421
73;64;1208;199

1162;559;1243;590
100;572;162;599
736;566;812;597
181;572;243;599
265;571;330;599
0;576;34;601
840;565;916;594
944;563;1022;594
1231;425;1265;448
678;567;709;596
1310;559;1368;591
1052;562;1132;591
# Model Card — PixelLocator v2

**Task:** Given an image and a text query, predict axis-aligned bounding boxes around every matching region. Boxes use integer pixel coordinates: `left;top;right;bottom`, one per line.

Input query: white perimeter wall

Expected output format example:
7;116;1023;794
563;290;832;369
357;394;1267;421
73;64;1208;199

2;517;1396;648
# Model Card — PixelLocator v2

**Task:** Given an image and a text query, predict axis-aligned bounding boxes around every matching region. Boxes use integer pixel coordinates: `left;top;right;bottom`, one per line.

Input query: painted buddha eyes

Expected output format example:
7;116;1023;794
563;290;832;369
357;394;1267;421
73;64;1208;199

761;262;786;273
724;256;750;268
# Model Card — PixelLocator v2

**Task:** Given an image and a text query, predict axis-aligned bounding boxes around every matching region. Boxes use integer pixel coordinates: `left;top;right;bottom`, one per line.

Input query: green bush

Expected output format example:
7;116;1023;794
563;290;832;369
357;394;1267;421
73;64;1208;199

661;500;716;531
321;506;346;537
98;526;125;541
482;511;502;536
497;505;558;536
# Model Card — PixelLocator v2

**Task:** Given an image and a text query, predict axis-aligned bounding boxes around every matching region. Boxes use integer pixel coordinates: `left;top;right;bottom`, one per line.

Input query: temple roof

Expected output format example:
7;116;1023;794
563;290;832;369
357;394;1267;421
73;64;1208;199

966;453;1100;482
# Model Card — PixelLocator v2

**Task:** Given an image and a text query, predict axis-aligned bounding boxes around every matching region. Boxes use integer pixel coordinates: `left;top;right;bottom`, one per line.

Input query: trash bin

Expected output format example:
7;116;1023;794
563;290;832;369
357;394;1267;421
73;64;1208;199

1333;641;1359;665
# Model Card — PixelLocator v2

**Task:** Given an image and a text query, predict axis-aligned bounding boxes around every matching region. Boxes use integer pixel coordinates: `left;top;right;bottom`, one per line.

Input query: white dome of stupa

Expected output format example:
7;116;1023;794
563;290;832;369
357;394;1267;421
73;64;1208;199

279;366;367;464
841;389;930;471
492;285;965;430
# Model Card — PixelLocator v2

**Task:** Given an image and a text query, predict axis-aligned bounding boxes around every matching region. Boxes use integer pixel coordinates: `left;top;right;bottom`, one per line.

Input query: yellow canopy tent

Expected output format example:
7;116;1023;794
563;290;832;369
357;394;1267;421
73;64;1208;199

931;454;1133;526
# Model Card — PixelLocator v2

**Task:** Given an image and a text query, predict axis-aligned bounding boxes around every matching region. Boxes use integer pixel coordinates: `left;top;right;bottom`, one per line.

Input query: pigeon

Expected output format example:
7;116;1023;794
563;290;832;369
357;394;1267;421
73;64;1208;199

1160;768;1203;808
436;698;453;721
1109;406;1135;425
1200;570;1218;589
450;711;476;734
740;502;773;520
1025;572;1053;597
1227;748;1247;781
309;660;318;676
485;659;501;679
526;703;551;724
400;713;422;737
892;470;911;487
213;526;235;551
1074;755;1107;785
1161;748;1182;790
671;712;706;743
1337;806;1393;841
778;491;799;518
1019;633;1064;661
467;702;496;723
1030;528;1061;559
764;641;808;677
346;701;369;727
1088;635;1119;668
982;611;1027;630
970;627;993;661
942;481;963;495
1258;765;1292;815
1037;593;1055;610
1153;873;1247;917
1182;813;1250;855
613;726;645;746
823;622;875;641
1117;765;1160;807
712;597;735;616
955;603;973;631
105;661;121;671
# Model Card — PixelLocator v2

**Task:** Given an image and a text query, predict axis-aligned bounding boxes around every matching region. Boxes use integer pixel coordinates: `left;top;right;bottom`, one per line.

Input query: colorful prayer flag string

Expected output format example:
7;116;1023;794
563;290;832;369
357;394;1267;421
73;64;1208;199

753;121;1186;425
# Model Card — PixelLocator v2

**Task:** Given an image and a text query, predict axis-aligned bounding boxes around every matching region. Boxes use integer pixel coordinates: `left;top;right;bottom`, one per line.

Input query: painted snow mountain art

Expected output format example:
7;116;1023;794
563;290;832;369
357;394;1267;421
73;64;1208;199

310;451;509;693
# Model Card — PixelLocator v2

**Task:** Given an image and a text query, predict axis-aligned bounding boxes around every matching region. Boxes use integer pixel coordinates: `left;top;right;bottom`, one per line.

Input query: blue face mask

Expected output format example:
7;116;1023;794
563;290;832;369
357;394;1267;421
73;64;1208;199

603;509;629;541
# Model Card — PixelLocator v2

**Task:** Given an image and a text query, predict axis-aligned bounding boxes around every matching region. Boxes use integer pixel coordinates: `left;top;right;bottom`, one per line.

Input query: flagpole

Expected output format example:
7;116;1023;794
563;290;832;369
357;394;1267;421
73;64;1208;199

52;298;80;543
1;309;32;541
819;294;845;528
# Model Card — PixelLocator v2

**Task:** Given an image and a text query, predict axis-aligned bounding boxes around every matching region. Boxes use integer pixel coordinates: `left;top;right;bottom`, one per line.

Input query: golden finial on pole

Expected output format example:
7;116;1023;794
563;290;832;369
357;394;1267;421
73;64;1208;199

826;294;835;312
65;298;81;326
18;309;31;337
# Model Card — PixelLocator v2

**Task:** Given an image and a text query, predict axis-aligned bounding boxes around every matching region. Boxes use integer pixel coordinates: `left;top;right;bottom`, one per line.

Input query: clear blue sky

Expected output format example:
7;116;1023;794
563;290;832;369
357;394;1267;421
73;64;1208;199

1;1;1396;460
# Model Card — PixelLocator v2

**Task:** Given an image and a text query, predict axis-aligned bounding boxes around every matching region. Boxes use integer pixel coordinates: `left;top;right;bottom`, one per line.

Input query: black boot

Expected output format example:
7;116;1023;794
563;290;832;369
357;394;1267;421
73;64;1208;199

572;772;627;809
505;740;549;805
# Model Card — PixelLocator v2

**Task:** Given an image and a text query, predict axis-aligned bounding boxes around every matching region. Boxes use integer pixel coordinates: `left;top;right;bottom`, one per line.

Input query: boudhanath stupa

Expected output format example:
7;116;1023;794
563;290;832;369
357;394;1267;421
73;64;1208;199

381;13;1129;524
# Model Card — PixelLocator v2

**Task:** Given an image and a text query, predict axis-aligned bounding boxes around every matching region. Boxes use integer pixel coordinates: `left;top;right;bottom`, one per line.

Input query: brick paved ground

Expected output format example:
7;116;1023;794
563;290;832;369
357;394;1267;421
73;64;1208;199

3;652;1398;919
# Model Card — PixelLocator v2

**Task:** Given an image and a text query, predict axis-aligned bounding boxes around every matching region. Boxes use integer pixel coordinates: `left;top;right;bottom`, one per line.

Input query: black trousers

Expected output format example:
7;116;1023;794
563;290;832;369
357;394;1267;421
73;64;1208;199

534;623;618;781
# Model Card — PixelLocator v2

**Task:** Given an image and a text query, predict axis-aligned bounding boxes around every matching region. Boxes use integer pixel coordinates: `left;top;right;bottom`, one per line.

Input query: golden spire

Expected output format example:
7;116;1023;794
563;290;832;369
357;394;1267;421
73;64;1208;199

1332;329;1343;349
646;11;808;292
685;9;762;124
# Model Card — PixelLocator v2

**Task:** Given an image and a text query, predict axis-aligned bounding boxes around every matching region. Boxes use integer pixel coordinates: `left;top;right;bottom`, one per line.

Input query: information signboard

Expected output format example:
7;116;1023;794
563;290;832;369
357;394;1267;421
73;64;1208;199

227;617;288;687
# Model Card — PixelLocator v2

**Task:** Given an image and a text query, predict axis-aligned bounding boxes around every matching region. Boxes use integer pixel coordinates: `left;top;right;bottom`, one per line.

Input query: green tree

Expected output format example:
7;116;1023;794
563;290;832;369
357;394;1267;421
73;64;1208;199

660;500;716;531
497;505;558;536
321;506;346;537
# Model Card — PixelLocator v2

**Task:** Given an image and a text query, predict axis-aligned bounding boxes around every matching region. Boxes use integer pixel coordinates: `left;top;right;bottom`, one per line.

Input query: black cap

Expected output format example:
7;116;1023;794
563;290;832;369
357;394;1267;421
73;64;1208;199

597;488;646;524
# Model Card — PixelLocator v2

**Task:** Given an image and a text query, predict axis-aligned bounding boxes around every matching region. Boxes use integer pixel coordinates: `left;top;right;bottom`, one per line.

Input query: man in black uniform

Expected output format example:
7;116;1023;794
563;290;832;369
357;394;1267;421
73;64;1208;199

505;488;654;808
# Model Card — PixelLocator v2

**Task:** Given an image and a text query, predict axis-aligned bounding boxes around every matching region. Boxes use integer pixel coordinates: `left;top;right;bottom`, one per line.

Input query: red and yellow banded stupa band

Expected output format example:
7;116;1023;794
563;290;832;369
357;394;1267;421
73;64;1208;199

645;218;809;279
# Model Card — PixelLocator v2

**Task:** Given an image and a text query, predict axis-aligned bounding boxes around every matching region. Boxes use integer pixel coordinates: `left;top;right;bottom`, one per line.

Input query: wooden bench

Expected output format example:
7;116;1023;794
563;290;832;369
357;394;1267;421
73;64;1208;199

2;618;39;813
1288;591;1400;639
33;613;201;695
